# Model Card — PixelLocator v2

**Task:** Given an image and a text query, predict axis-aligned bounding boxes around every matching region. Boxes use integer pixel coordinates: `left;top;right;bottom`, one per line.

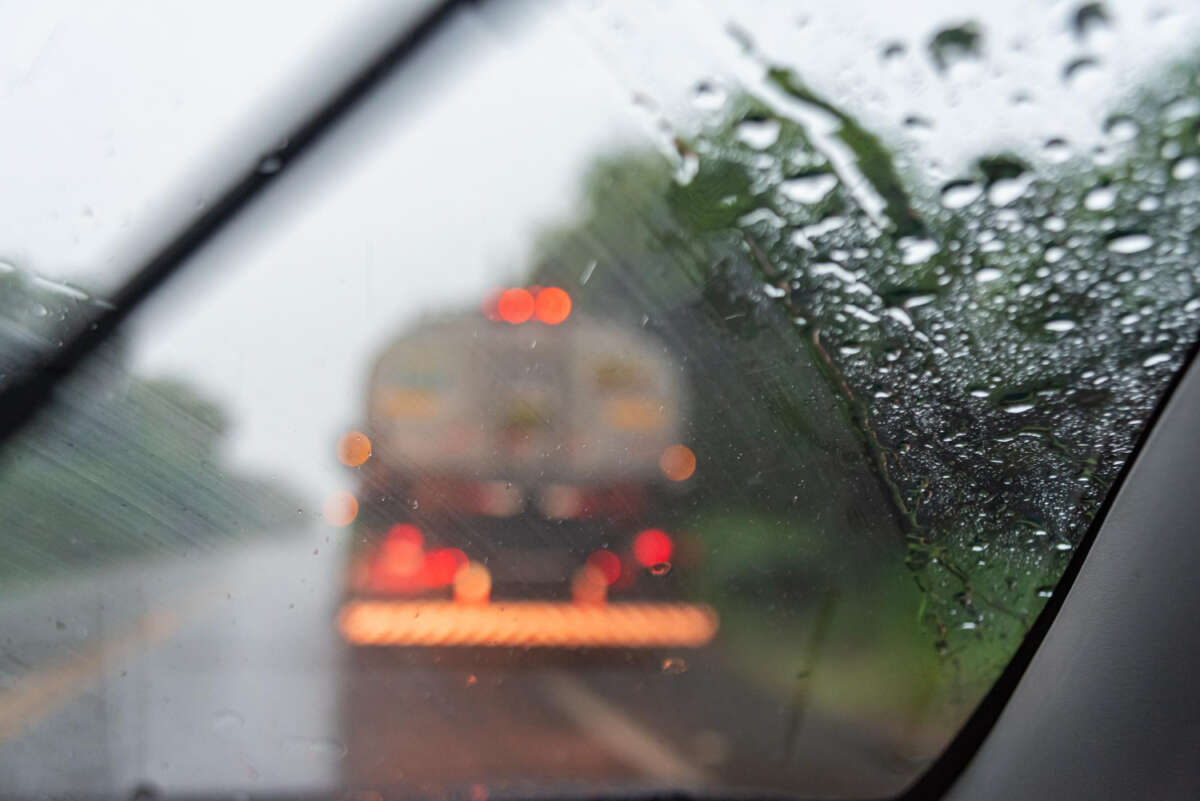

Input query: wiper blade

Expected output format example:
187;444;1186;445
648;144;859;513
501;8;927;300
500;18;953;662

0;0;477;449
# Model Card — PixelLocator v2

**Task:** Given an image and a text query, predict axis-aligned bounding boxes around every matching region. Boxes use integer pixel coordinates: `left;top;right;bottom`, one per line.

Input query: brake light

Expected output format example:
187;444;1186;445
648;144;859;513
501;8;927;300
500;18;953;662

633;529;673;568
586;549;622;585
497;288;535;323
534;287;572;324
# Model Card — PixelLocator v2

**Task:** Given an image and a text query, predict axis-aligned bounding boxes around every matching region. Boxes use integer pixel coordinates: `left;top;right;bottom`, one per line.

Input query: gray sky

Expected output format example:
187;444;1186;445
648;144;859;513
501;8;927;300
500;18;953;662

4;0;1197;505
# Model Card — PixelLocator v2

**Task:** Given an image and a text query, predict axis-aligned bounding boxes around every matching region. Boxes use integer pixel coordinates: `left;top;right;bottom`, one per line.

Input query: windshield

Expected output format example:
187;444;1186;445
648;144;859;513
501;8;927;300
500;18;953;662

2;1;1199;798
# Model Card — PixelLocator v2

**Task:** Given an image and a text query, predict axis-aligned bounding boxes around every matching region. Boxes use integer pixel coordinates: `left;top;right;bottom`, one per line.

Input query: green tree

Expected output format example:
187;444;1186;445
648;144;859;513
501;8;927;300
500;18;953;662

0;269;301;582
527;50;1200;706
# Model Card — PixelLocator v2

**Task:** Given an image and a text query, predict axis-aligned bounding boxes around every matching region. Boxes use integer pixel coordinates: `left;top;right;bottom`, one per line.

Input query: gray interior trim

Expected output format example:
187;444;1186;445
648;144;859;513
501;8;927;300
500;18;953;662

944;357;1200;800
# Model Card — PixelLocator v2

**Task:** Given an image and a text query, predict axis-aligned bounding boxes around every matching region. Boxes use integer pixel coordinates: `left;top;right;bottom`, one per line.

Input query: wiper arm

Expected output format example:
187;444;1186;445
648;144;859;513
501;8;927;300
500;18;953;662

0;0;478;449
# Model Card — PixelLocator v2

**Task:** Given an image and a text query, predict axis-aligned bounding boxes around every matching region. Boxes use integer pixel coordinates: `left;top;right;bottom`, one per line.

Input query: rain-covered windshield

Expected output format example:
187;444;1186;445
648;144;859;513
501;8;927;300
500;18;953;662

2;1;1200;798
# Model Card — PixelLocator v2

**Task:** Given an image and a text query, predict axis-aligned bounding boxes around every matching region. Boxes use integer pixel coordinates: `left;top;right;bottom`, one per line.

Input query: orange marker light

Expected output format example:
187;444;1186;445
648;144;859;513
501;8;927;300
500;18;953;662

337;430;372;467
633;529;674;568
339;600;718;648
323;491;358;526
497;288;534;323
659;444;696;482
572;565;609;605
534;287;572;324
454;562;492;605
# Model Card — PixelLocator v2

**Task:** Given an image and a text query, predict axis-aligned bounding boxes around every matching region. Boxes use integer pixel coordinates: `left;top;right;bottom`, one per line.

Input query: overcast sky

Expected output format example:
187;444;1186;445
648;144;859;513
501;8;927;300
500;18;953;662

4;0;1197;505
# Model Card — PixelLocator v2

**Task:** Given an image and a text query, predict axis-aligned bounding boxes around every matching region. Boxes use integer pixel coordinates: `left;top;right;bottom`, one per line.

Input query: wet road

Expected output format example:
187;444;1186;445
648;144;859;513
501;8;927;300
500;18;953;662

0;529;920;799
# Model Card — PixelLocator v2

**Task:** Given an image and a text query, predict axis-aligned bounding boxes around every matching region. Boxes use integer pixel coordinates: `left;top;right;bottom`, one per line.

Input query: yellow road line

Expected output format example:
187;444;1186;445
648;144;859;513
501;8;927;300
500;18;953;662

0;607;181;743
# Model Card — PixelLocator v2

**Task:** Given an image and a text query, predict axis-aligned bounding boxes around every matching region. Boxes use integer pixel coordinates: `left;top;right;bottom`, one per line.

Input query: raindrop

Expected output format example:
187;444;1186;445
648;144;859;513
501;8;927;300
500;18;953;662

1043;138;1072;163
975;267;1004;283
928;23;983;73
661;657;688;674
940;180;983;209
1142;353;1171;367
736;117;781;149
1044;319;1077;332
1004;403;1035;413
1083;185;1116;210
650;561;672;576
988;176;1031;206
1072;3;1111;40
1062;57;1100;86
1054;541;1073;551
779;173;838;204
1163;97;1200;123
1036;586;1054;598
1103;115;1138;141
407;498;420;511
1105;232;1154;254
903;114;933;132
692;81;727;111
899;236;940;265
1171;157;1200;180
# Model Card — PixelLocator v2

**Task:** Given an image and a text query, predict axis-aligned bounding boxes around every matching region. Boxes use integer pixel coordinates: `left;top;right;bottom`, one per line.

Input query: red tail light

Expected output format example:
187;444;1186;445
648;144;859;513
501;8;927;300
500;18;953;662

633;529;674;568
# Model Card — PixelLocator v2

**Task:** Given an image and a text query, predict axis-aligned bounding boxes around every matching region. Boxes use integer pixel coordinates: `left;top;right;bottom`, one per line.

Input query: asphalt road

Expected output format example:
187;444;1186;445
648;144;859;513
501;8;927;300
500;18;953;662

0;528;924;800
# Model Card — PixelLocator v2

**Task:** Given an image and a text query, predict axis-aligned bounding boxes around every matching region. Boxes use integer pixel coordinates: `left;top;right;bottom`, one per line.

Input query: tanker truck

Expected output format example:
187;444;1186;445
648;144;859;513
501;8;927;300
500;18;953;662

338;288;717;649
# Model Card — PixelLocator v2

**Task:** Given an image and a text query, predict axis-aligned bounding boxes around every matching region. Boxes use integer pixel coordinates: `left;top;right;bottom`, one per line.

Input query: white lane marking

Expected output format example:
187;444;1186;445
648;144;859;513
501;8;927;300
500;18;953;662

542;671;711;786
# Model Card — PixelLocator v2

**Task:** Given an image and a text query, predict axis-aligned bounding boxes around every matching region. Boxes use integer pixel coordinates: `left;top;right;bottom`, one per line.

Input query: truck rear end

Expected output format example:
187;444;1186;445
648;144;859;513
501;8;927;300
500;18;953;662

339;290;716;649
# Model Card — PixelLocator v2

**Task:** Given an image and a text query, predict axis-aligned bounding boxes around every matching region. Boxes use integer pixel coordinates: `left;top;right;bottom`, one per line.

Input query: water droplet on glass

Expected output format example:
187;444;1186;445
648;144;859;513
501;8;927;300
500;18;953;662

928;23;982;73
736;117;781;149
1004;402;1035;414
779;173;838;204
1105;232;1154;254
649;561;672;576
1044;319;1077;333
1171;157;1200;180
1062;57;1101;87
692;81;727;111
662;657;688;674
1142;353;1171;367
1072;3;1110;40
941;180;983;209
899;236;940;265
1043;138;1072;163
1104;115;1139;142
1083;185;1116;210
903;114;933;132
975;267;1004;283
988;176;1031;206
